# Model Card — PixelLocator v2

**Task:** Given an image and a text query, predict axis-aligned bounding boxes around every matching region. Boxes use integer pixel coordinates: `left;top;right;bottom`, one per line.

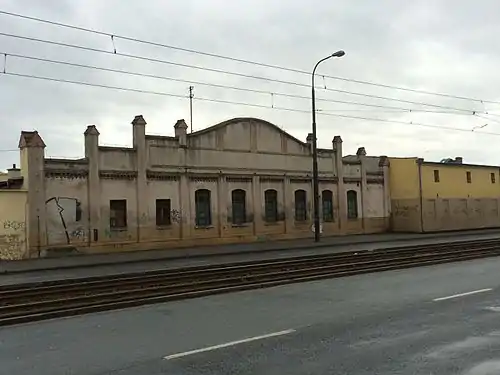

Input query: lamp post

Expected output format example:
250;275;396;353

312;50;345;242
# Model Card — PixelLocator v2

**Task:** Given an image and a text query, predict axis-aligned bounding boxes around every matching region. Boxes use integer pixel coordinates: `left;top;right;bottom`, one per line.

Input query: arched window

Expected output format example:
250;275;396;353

294;189;307;221
347;190;358;219
231;189;246;224
322;190;334;222
264;189;278;222
195;189;211;226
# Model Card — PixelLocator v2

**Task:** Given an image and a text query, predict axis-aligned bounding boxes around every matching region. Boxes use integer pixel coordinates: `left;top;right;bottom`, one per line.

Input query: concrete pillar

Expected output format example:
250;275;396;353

175;119;190;240
132;115;147;242
217;174;225;238
174;119;188;147
306;133;313;154
283;175;292;233
333;136;346;231
179;173;191;239
379;156;391;230
18;131;46;257
357;147;368;232
252;175;261;235
84;125;100;245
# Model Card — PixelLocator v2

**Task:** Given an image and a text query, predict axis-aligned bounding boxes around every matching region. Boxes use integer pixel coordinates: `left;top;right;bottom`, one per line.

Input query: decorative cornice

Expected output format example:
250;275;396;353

189;176;218;182
226;177;252;183
147;171;179;181
99;170;137;180
45;170;88;179
260;177;284;183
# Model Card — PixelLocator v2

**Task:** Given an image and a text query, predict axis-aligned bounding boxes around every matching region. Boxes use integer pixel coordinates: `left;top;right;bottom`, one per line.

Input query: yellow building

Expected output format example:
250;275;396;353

0;165;28;259
389;156;500;232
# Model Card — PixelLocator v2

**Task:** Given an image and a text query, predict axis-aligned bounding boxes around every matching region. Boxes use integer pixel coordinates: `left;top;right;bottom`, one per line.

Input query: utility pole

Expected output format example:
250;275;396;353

189;86;194;133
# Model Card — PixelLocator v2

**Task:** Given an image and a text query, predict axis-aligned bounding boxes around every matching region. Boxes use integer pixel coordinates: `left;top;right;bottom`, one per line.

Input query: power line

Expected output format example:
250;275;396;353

1;9;498;105
2;70;499;137
2;51;475;115
0;32;485;115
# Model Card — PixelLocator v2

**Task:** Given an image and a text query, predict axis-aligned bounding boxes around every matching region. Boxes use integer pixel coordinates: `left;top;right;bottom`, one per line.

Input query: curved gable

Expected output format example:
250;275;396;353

188;117;309;154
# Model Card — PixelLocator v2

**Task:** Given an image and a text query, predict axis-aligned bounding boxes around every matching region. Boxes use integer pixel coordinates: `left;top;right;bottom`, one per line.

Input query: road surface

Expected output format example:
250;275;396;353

1;255;500;374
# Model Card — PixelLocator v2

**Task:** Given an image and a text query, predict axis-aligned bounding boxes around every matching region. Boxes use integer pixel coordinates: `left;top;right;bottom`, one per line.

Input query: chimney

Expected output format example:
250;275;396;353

7;164;21;179
454;157;463;164
306;133;314;153
174;119;188;147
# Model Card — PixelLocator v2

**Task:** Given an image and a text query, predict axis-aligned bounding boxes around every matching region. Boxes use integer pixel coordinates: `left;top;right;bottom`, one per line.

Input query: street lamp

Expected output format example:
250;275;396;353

311;50;345;242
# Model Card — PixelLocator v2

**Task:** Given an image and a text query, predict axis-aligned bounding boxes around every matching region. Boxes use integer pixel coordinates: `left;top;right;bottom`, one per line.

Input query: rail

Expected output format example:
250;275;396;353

1;238;500;326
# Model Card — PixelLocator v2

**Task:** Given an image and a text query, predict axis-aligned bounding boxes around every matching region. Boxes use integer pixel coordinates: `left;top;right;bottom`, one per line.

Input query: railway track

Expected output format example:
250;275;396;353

1;238;500;326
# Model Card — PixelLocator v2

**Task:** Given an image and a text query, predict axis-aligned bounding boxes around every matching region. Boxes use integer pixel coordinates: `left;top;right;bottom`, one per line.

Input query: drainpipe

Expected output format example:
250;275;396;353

417;158;424;233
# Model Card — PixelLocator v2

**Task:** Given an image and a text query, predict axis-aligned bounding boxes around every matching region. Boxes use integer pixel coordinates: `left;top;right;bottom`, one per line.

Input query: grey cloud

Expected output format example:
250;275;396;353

1;0;499;170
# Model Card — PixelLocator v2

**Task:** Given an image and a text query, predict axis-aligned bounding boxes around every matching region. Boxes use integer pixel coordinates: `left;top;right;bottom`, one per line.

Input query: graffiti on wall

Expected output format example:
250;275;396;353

393;203;418;218
171;209;182;223
46;196;86;245
1;220;26;260
3;220;25;231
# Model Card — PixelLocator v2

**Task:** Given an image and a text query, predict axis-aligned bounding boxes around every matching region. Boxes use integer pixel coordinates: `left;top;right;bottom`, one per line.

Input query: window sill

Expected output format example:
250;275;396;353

195;225;214;230
264;221;281;226
231;223;250;228
156;225;172;230
109;227;128;232
347;217;359;221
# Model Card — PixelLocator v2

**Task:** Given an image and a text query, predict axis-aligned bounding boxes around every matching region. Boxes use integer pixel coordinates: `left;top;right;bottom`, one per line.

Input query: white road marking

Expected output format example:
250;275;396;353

433;288;493;302
163;329;296;360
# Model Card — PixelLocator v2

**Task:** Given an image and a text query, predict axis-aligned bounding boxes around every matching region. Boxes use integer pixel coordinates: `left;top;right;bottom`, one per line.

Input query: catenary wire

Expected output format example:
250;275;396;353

0;32;485;115
0;9;499;105
2;71;499;137
2;51;473;115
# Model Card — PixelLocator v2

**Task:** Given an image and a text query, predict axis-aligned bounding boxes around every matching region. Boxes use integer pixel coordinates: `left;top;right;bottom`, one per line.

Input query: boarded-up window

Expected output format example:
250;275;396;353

231;189;246;224
195;189;212;226
264;189;278;222
347;190;358;219
294;190;307;221
491;173;496;183
433;170;440;182
156;199;171;226
110;200;127;228
322;190;334;222
466;171;472;183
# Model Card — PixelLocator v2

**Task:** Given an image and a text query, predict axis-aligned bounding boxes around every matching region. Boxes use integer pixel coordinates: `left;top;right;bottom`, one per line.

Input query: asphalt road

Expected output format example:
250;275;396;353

1;256;500;374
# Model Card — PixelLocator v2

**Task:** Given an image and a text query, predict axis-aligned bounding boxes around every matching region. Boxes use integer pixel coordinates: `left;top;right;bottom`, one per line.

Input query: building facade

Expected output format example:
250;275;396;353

389;156;500;232
8;116;391;258
0;166;27;259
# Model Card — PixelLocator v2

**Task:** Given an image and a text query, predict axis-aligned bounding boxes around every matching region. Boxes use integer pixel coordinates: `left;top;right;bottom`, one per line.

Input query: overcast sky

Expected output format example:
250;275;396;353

1;0;499;170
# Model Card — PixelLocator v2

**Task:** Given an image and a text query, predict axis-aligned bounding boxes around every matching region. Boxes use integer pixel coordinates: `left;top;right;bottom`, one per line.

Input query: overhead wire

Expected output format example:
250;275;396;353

1;9;499;105
2;51;473;115
2;70;499;136
0;32;485;115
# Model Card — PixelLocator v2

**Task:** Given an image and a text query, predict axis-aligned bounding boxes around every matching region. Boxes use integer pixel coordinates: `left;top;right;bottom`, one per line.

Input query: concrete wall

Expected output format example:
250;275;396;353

0;190;27;259
389;157;500;233
388;157;422;232
419;162;500;231
15;116;390;255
